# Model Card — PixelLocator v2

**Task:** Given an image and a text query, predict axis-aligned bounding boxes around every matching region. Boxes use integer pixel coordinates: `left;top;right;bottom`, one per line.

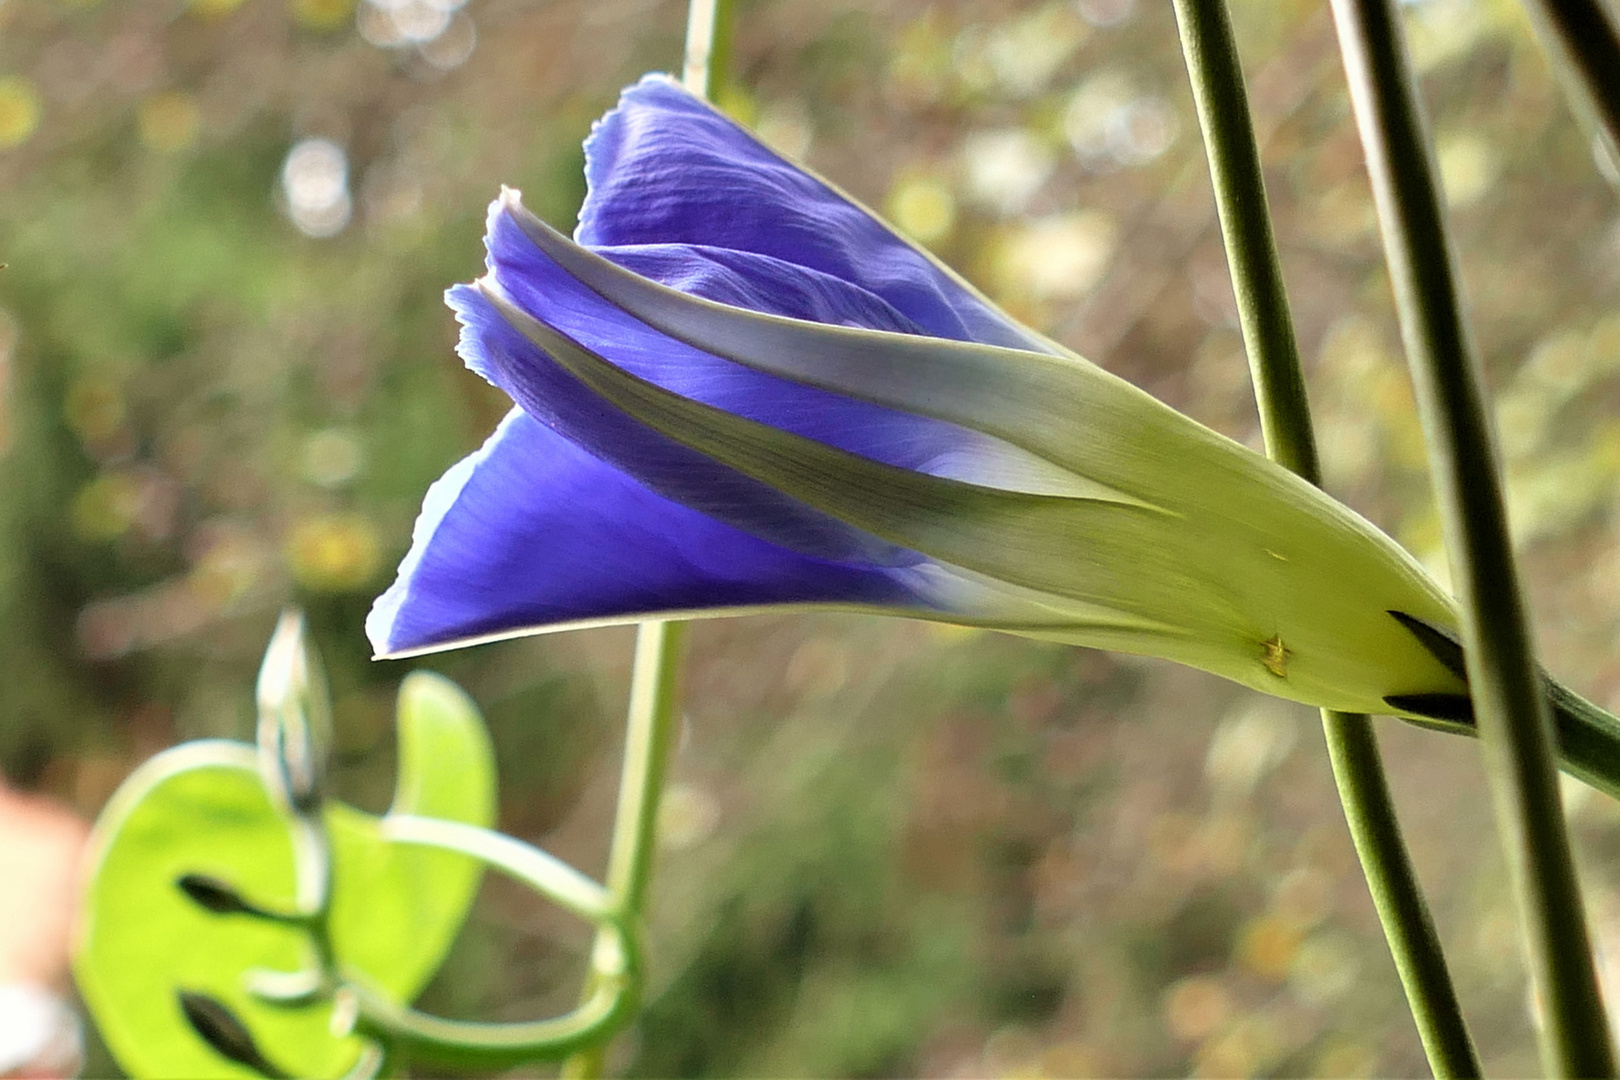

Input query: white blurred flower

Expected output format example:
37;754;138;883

1065;70;1177;171
281;138;352;238
991;210;1117;301
1076;0;1136;27
0;984;81;1078
961;128;1056;216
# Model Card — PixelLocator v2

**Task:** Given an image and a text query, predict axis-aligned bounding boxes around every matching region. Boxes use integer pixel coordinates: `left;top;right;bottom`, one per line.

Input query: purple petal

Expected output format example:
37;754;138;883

367;409;922;657
449;280;911;567
459;197;1061;564
577;75;1053;352
483;197;1016;466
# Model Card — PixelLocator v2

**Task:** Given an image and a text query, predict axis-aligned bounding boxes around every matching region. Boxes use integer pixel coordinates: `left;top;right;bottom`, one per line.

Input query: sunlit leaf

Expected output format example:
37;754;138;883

75;673;496;1078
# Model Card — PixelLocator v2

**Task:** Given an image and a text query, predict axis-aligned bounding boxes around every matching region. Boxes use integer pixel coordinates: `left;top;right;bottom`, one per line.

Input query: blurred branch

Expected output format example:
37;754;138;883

1169;2;1479;1073
683;0;735;103
1328;0;1616;1074
1519;0;1620;183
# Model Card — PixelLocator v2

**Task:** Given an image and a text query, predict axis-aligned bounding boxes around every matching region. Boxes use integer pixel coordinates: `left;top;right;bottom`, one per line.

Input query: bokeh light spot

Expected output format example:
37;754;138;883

1234;914;1303;982
961;128;1055;216
1436;129;1499;208
301;427;364;488
1065;70;1178;171
989;211;1116;302
280;138;352;237
1288;931;1359;1006
418;11;476;70
1272;866;1333;929
657;783;721;850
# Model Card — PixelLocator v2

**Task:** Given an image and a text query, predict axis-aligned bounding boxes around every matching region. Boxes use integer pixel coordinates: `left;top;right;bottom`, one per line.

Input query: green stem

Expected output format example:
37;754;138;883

1328;0;1616;1074
1517;0;1620;177
289;814;338;978
1170;3;1480;1073
1169;0;1318;479
682;0;735;102
381;815;619;924
560;620;689;1079
1323;718;1482;1074
558;7;729;1073
340;816;641;1070
601;621;689;916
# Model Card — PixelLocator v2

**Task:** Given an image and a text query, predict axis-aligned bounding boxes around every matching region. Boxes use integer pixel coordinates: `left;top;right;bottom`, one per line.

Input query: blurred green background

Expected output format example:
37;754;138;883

2;0;1620;1074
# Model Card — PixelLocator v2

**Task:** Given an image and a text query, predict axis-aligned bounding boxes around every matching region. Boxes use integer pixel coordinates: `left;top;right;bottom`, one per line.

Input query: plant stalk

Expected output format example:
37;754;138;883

683;0;735;104
561;9;728;1073
560;621;688;1079
1170;2;1480;1072
1328;0;1616;1074
1518;0;1620;177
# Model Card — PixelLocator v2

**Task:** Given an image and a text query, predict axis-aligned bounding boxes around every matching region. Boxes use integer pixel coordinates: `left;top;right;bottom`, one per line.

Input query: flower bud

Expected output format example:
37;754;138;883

255;609;333;815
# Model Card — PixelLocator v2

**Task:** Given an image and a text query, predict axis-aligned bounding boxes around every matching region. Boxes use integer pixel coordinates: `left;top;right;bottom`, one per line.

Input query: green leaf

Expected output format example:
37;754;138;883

75;742;337;1079
75;673;496;1079
327;672;496;993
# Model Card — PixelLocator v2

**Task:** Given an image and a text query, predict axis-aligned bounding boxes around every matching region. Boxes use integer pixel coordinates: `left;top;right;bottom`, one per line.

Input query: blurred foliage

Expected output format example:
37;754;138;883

1;0;1618;1075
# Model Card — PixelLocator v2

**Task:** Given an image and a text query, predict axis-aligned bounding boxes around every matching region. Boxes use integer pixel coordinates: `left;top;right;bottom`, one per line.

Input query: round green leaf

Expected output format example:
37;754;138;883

76;673;496;1078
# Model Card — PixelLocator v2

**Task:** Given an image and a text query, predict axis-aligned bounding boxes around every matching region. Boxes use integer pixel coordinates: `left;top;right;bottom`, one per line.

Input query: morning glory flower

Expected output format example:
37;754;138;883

367;74;1469;721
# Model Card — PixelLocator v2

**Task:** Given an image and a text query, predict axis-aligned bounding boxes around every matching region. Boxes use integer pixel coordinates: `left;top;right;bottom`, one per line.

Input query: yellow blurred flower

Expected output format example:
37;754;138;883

0;77;42;149
64;377;125;445
1234;913;1303;982
292;0;355;31
73;474;142;542
887;175;957;245
286;513;380;591
137;92;201;153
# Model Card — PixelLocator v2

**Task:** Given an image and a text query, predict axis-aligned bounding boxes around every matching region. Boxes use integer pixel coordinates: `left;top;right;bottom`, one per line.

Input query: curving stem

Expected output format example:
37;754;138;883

327;814;643;1071
560;620;690;1079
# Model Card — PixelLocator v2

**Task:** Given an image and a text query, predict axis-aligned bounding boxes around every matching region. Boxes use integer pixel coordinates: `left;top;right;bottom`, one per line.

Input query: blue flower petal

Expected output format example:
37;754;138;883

460;197;1082;567
483;197;1066;477
367;409;921;657
577;75;1054;352
449;280;912;568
